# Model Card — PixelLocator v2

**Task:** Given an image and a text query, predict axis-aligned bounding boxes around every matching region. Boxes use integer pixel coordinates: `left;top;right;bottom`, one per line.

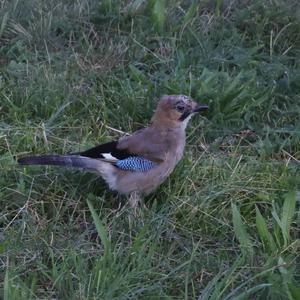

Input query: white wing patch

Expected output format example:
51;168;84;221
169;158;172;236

101;153;118;162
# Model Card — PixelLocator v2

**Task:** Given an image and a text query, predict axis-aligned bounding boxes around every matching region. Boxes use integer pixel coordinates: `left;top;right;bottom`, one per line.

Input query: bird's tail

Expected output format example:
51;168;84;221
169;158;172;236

18;155;95;169
18;155;117;189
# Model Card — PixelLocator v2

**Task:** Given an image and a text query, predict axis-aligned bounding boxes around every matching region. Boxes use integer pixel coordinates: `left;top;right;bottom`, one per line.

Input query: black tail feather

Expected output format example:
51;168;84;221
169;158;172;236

18;155;73;166
17;155;100;171
17;154;118;188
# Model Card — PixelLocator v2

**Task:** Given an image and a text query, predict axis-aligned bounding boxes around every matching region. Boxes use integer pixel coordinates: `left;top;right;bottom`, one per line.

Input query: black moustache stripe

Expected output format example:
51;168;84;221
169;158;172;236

179;110;191;121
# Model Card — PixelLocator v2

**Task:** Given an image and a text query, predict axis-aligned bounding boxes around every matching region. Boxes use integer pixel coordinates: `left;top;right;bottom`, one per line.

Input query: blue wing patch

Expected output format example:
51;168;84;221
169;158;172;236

116;156;157;172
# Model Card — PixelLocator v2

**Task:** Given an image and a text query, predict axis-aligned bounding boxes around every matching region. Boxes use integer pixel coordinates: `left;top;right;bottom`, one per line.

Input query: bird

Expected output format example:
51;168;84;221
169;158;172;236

18;95;208;207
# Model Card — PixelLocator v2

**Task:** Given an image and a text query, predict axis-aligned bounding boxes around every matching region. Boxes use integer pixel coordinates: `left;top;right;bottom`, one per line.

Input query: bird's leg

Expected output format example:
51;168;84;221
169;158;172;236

128;191;141;209
128;191;145;228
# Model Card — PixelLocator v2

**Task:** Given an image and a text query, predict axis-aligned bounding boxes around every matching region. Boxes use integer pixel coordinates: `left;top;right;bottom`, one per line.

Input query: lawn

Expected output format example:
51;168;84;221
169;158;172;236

1;0;300;299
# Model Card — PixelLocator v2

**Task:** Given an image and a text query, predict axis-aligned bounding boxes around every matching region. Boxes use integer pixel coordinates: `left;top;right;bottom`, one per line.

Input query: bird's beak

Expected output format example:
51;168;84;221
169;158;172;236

193;103;209;112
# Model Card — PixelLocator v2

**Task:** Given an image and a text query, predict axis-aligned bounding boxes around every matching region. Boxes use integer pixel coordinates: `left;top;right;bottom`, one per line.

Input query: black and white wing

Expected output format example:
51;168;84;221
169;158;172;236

76;141;157;172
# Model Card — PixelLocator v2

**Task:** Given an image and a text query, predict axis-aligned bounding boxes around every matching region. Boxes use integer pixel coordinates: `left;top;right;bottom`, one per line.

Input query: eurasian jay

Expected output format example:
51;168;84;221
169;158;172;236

18;95;208;207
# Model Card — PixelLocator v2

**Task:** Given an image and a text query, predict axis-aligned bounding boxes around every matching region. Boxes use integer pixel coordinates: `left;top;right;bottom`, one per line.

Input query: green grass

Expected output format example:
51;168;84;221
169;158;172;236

1;0;300;298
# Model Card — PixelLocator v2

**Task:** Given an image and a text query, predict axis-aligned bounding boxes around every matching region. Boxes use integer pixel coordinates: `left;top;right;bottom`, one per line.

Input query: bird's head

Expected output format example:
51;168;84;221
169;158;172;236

151;95;208;128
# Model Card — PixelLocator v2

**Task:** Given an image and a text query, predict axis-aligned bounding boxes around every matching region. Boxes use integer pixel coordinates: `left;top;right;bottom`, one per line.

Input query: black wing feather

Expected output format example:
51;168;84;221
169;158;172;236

74;141;134;160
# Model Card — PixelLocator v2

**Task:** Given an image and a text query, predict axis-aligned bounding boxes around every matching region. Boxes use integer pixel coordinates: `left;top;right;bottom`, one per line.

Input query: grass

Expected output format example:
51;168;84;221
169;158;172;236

1;0;300;298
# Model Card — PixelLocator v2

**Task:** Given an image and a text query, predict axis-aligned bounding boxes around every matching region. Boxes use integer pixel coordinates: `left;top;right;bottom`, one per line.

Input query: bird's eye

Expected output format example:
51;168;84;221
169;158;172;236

175;104;185;112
